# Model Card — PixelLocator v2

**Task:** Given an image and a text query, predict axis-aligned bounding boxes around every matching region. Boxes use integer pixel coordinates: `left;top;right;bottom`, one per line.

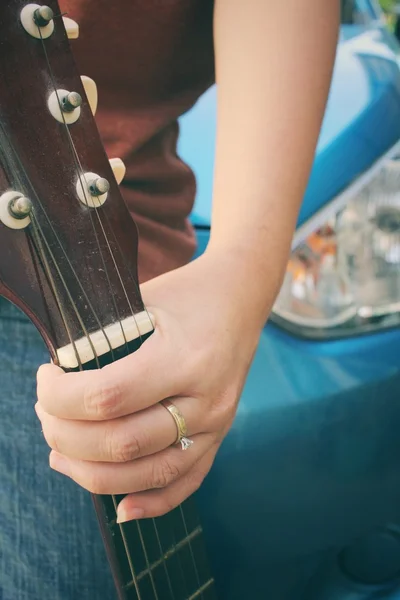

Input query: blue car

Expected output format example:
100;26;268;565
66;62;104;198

178;2;400;598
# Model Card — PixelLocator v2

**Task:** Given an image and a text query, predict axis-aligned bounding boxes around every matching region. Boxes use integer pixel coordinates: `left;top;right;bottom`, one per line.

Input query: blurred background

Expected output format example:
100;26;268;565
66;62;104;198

379;0;400;39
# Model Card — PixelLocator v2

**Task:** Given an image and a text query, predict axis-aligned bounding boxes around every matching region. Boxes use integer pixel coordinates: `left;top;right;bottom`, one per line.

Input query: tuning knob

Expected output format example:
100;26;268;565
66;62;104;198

76;172;109;208
109;158;126;185
48;89;81;124
80;76;98;116
0;191;32;229
20;3;54;39
63;16;79;39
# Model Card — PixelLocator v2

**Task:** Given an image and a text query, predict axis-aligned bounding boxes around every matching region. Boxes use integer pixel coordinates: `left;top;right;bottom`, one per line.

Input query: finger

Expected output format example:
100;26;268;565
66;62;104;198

37;397;202;462
116;447;218;521
37;329;183;420
49;433;214;495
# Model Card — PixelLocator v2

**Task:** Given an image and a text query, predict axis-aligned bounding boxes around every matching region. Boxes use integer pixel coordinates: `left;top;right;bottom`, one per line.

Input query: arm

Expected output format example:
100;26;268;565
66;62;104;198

36;1;340;521
209;0;339;327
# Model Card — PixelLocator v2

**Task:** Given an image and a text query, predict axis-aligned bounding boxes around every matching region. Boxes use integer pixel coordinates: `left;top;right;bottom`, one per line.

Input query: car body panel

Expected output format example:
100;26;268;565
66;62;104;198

195;225;400;598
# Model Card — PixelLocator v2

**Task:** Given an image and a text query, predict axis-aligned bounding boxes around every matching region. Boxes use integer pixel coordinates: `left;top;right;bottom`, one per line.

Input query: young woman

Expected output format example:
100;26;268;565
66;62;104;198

0;1;339;598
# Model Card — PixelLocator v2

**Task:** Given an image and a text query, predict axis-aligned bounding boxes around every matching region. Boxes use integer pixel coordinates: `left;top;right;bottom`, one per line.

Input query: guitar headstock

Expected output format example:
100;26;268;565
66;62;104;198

0;1;153;369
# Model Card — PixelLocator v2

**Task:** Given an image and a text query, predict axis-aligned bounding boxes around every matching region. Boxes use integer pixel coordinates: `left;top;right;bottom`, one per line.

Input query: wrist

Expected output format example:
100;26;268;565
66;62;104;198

202;240;288;330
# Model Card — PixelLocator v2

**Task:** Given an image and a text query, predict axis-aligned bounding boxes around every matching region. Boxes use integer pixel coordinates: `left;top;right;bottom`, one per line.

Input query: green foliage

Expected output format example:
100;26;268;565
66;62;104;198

379;0;395;12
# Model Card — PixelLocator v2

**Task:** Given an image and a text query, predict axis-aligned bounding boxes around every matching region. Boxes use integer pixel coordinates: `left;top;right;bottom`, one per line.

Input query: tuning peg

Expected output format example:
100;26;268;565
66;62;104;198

20;4;54;39
80;76;98;115
0;191;31;229
63;16;79;39
109;158;126;185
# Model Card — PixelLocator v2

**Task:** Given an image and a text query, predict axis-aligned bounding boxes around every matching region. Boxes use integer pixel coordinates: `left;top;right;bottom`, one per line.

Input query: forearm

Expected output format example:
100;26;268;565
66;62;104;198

207;0;339;321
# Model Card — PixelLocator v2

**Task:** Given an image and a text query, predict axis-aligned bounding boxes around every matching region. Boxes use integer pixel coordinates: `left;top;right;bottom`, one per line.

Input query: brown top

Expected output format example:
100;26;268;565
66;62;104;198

60;0;215;282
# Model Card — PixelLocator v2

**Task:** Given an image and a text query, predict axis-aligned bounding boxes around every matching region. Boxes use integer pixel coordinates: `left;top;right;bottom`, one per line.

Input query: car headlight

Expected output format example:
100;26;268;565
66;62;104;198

272;146;400;339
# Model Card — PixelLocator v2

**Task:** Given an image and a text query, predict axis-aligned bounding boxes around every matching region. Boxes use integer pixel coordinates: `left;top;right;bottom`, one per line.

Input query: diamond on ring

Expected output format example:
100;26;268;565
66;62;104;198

180;437;194;450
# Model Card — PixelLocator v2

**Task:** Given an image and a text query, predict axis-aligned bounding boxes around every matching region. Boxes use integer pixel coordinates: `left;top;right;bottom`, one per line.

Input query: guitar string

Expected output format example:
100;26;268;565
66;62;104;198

39;24;147;350
97;208;190;599
110;496;143;600
25;231;79;368
37;17;203;600
0;119;109;368
29;219;148;600
2;38;158;600
58;9;156;375
38;34;129;360
0;120;101;368
179;503;202;598
151;518;175;600
39;26;199;600
91;165;197;599
165;509;191;600
30;212;95;369
0;43;139;599
47;19;200;599
76;210;194;600
58;128;203;597
36;26;163;600
0;125;149;600
37;28;148;598
29;216;84;371
98;209;155;337
23;226;155;600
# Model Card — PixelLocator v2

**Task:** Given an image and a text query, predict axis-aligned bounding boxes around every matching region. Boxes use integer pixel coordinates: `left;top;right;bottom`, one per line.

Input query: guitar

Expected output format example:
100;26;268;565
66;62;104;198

0;2;217;598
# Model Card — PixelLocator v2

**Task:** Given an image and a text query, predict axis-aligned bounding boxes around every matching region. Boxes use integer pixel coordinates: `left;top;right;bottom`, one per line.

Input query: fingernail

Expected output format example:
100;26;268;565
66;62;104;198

117;506;144;523
49;452;71;477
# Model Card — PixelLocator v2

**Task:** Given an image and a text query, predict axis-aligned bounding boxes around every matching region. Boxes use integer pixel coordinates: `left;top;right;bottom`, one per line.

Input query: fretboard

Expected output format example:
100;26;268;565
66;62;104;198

94;493;217;600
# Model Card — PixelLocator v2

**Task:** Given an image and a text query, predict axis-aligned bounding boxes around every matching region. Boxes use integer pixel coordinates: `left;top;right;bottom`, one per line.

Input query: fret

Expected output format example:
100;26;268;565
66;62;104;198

183;520;215;593
188;579;216;600
125;527;203;584
171;531;201;597
150;510;189;599
122;523;208;600
123;574;217;600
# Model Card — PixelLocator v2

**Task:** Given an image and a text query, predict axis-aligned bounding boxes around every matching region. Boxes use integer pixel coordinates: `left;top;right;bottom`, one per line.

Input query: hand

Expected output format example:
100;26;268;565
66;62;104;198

35;250;273;522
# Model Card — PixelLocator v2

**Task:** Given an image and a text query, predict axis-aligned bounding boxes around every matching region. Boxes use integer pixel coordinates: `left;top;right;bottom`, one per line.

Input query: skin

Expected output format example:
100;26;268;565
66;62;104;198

36;0;340;523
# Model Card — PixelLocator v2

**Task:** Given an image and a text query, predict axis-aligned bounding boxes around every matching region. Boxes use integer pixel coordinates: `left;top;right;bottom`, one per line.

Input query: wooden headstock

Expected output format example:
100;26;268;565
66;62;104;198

0;0;153;369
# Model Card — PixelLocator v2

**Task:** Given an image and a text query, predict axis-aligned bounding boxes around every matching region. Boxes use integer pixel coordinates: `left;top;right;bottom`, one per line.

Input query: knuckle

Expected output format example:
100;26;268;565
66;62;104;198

83;379;123;419
111;431;141;463
207;392;237;432
151;459;181;489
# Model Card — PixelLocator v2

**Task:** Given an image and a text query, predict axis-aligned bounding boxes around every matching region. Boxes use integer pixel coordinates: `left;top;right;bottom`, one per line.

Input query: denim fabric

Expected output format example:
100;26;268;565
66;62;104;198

0;299;116;600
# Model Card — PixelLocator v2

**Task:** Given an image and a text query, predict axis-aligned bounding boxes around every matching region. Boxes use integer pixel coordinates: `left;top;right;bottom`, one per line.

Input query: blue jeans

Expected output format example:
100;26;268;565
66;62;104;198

0;299;116;600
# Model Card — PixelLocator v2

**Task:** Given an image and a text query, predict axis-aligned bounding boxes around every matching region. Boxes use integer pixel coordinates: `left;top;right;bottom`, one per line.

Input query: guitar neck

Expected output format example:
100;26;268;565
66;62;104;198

94;493;217;600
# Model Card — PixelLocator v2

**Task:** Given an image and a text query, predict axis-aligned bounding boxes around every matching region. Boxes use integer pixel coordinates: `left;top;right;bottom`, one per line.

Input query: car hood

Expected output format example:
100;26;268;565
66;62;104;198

179;26;400;227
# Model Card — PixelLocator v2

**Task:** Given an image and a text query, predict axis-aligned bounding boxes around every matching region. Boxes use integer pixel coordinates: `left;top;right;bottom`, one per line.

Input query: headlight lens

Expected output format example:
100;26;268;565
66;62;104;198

272;157;400;338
